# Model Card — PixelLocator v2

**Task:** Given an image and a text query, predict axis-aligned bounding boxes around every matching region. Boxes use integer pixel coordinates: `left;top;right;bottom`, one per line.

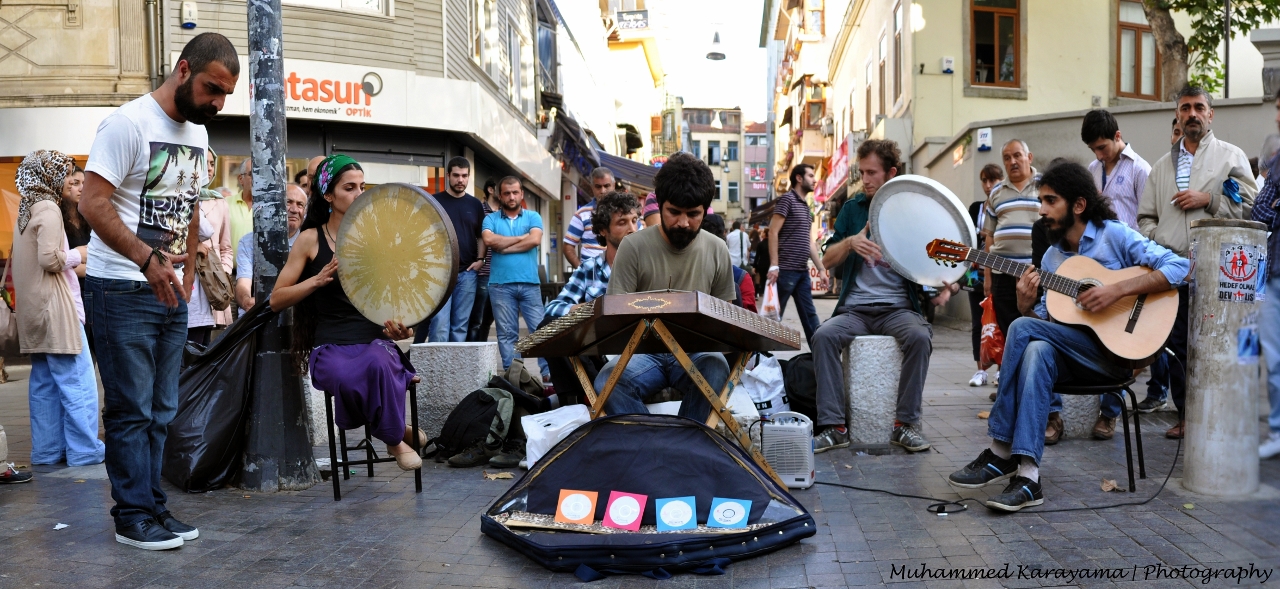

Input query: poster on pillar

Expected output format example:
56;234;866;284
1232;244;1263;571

174;54;410;127
1217;243;1265;303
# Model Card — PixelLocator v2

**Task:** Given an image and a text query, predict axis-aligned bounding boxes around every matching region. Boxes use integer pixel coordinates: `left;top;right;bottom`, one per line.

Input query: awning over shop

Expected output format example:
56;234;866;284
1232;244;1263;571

749;198;777;226
598;151;657;194
550;109;601;177
778;106;792;129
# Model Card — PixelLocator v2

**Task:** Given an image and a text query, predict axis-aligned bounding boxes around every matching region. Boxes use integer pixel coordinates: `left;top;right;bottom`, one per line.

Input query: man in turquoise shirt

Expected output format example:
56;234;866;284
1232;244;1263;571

482;176;549;379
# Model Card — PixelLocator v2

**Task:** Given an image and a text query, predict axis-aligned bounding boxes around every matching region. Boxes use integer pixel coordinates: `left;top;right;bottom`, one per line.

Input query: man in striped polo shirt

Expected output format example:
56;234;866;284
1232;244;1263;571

766;164;828;345
562;167;617;269
1138;86;1256;440
984;139;1040;338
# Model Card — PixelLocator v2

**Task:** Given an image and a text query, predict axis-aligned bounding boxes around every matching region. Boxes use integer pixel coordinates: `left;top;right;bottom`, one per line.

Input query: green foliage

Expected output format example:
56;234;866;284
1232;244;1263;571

1166;0;1280;93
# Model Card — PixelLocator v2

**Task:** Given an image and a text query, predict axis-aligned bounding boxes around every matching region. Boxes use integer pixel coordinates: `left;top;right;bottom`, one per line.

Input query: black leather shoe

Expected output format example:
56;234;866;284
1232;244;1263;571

985;476;1044;512
115;518;183;551
156;511;199;541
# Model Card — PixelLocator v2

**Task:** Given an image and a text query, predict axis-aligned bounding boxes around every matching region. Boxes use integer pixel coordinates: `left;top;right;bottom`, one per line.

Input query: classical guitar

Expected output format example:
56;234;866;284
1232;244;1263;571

925;239;1177;364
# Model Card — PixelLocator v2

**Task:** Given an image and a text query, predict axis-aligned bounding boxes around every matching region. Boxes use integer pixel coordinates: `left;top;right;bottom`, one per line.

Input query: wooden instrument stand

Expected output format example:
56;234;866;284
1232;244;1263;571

572;318;784;487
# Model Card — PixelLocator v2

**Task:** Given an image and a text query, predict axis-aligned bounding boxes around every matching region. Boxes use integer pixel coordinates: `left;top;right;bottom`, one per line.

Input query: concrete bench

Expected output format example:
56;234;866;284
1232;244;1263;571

842;336;902;445
410;342;502;440
1058;392;1101;439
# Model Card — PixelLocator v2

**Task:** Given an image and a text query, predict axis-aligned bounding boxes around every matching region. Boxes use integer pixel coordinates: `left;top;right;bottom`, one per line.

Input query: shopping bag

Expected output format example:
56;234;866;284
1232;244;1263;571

523;404;591;467
741;354;788;417
760;283;781;322
979;296;1004;369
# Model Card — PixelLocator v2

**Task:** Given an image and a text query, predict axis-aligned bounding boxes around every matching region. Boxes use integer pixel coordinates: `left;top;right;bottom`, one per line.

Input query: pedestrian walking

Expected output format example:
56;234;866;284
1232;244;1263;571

726;219;750;270
968;163;1002;389
417;157;484;343
482;176;550;379
13;150;105;468
60;164;91;362
79;32;238;550
767;164;827;345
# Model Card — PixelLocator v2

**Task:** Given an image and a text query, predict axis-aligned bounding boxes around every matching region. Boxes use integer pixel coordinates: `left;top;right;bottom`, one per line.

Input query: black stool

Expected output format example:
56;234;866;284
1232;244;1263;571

1054;378;1145;492
323;381;423;501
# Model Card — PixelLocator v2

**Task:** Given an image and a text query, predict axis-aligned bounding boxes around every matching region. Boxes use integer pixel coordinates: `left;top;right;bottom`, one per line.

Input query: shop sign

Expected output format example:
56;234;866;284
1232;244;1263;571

209;55;409;126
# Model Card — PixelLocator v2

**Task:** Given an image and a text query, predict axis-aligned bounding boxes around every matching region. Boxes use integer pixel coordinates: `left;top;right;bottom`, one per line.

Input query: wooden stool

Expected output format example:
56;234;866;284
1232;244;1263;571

322;382;423;501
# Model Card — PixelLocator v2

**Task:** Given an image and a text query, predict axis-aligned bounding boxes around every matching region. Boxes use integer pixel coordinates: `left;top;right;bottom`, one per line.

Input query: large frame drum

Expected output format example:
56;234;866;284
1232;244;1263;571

336;182;459;327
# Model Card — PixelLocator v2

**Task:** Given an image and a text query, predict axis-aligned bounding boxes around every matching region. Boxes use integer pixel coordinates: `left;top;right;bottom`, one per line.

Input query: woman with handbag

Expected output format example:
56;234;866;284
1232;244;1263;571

12;150;105;466
187;149;234;346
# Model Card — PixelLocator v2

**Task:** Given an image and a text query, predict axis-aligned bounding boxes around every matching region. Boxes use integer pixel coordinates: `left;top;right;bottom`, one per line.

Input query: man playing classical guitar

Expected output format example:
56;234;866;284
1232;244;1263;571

948;161;1188;512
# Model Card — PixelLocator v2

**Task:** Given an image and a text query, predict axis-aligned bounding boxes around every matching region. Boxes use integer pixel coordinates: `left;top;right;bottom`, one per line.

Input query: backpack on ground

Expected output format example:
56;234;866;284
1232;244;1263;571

426;387;514;460
780;353;817;422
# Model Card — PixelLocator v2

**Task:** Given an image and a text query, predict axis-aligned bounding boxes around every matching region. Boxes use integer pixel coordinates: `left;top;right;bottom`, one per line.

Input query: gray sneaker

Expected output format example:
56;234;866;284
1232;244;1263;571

813;427;851;454
890;424;931;452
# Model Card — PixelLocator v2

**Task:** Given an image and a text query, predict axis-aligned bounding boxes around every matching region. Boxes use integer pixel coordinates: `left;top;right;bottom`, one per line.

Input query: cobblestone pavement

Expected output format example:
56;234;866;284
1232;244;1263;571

1;298;1279;588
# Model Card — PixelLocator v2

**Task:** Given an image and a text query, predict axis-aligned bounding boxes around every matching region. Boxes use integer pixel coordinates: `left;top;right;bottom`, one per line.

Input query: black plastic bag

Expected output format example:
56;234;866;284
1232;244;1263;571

163;301;278;492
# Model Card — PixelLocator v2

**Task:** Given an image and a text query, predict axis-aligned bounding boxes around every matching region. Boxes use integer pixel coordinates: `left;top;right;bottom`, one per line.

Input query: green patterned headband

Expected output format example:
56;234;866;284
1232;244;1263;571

316;154;360;196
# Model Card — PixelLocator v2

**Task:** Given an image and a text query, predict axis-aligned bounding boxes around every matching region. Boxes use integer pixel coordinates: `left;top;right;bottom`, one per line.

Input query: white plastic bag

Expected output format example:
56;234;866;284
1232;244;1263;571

522;404;591;467
760;283;781;321
740;355;788;417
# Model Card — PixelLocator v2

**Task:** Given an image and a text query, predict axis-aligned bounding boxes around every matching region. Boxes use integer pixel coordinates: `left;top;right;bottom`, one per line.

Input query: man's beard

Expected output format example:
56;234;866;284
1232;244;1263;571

1182;118;1205;142
662;220;699;250
451;182;467;194
501;200;522;213
1044;208;1076;244
175;78;218;125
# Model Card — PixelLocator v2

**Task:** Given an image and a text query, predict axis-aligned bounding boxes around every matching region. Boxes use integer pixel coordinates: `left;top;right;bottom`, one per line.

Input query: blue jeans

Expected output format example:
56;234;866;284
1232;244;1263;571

774;270;821;345
1260;278;1280;434
594;353;728;422
88;277;188;527
1142;352;1170;402
29;324;105;466
467;273;491;342
988;318;1128;465
425;269;477;343
489;282;549;377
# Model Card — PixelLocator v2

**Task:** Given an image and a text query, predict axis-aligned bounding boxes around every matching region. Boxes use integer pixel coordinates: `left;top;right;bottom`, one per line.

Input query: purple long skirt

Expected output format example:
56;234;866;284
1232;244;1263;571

310;340;416;447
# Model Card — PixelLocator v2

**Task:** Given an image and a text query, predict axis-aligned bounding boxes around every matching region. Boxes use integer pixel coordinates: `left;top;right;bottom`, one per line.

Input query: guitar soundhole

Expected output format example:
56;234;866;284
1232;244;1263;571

1074;279;1102;310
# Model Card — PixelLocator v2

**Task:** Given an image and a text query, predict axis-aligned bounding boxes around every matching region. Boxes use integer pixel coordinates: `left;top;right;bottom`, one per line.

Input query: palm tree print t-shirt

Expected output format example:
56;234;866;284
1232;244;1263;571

85;94;208;281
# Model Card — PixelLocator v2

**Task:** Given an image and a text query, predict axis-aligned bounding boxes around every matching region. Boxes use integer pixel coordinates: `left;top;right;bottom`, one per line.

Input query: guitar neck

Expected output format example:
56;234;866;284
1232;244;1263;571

966;249;1084;298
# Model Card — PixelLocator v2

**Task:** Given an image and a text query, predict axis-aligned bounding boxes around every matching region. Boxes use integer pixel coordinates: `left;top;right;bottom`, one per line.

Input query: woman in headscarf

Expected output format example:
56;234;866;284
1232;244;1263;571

187;148;234;346
270;154;424;471
12;150;105;466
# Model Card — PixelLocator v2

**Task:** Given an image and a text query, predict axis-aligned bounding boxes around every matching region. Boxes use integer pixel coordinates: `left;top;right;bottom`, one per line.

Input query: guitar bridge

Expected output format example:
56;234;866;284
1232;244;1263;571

1125;294;1147;334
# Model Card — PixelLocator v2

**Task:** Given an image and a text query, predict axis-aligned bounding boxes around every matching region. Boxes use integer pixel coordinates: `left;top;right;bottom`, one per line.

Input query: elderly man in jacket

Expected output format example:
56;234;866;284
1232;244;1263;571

1138;85;1257;440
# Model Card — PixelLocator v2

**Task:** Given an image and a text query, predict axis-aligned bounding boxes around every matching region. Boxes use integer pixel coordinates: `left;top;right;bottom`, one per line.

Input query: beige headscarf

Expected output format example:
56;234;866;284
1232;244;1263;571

15;149;73;234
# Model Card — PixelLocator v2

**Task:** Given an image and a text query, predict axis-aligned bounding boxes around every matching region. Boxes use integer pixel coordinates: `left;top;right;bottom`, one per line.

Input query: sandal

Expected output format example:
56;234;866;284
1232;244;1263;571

1044;412;1064;446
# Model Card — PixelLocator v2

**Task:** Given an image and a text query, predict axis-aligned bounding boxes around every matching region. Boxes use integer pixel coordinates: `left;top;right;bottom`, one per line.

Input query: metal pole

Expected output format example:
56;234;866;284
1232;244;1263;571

1224;0;1231;98
242;0;320;492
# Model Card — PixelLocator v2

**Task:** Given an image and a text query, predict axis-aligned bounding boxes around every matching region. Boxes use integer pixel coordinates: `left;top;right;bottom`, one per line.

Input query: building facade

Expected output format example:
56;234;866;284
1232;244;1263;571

0;0;649;280
683;107;746;222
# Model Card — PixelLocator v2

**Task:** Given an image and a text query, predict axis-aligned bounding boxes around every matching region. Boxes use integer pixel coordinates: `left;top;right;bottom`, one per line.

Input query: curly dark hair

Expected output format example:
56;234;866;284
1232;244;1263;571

1036;161;1118;226
591;191;639;246
653;151;715;210
855;139;901;174
292;160;364;373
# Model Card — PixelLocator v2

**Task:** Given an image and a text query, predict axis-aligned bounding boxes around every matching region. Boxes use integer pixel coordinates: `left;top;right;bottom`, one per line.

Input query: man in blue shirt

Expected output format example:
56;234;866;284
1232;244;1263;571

482;176;549;380
948;162;1188;512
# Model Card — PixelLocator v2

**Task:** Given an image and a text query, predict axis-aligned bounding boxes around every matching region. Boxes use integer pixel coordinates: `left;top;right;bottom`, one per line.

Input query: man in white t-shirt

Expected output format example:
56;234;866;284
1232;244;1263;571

725;220;750;268
80;32;238;552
